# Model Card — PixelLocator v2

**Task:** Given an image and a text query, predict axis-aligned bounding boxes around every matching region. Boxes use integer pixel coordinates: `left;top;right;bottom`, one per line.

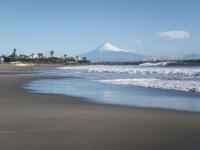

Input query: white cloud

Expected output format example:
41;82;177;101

157;30;190;39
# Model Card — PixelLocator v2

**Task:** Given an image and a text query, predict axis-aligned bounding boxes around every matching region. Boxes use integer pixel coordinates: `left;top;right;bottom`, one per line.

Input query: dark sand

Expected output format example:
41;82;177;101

0;65;200;150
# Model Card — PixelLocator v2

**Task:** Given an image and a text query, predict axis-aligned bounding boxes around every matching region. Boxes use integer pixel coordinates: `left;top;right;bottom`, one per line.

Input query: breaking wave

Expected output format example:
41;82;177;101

57;65;200;93
99;78;200;92
138;62;169;67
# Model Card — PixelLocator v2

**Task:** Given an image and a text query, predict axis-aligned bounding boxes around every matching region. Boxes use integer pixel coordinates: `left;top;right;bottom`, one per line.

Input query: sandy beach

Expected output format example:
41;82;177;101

0;65;200;150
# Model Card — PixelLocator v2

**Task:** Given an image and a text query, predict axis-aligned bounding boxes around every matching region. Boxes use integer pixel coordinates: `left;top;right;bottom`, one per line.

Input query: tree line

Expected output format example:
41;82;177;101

0;49;89;65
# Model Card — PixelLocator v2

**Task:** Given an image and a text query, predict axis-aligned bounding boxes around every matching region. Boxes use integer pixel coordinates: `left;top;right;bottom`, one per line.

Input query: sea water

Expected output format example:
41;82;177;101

24;63;200;112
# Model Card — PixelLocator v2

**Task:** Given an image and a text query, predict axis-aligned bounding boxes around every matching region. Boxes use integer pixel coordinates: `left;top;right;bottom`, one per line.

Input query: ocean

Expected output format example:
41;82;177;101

24;62;200;112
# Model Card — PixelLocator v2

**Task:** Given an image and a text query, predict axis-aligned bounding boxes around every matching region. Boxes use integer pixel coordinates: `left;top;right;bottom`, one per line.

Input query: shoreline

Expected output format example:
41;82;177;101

24;78;200;114
0;66;200;149
23;75;200;113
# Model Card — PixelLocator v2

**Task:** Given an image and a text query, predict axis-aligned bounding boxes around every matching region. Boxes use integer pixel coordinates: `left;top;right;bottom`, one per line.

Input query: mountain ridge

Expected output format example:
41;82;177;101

81;43;147;62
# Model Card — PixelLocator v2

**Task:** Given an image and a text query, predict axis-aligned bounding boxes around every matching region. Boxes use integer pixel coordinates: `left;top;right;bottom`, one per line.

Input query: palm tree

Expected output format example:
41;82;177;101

11;48;17;61
30;53;35;64
63;54;67;60
30;53;35;59
13;48;17;56
37;53;43;65
50;50;54;57
38;53;43;59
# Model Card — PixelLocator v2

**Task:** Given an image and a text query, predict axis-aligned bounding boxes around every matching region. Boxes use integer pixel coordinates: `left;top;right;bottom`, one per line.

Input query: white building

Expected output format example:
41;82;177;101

0;57;4;64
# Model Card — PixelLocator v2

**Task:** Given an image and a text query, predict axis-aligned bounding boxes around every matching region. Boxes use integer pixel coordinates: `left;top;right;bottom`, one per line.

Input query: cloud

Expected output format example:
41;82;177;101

157;30;190;39
133;39;143;44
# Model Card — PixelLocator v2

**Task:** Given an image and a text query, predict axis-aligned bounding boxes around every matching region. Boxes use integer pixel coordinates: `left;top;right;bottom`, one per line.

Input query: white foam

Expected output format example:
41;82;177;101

99;78;200;92
58;65;200;79
57;65;200;92
139;62;169;67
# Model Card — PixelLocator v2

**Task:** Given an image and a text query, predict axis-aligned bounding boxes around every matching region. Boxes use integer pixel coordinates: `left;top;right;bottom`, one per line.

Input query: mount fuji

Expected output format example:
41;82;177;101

81;43;147;62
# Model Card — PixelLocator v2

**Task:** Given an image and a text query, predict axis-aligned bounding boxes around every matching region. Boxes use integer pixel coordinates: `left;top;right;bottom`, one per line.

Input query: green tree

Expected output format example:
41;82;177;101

38;53;43;59
11;48;17;61
30;53;35;59
50;50;54;57
63;54;67;60
13;48;17;56
37;53;43;65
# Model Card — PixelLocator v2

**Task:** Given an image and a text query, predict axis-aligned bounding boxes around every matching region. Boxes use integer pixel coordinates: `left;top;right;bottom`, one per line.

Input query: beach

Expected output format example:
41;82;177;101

0;65;200;150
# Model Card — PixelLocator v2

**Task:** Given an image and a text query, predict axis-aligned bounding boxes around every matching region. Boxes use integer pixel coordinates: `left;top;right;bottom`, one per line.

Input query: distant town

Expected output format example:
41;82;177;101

0;48;90;65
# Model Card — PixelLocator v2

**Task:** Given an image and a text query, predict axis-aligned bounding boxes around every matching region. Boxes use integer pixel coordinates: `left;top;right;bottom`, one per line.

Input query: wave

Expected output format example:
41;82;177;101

56;65;200;93
57;65;200;79
138;62;169;67
99;78;200;92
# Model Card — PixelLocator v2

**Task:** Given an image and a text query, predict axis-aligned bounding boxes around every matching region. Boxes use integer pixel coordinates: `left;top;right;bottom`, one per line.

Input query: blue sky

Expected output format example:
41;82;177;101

0;0;199;57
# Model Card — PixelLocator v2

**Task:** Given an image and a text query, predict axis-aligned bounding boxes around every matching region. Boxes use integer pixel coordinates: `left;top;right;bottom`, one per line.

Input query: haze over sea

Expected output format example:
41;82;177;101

24;63;200;112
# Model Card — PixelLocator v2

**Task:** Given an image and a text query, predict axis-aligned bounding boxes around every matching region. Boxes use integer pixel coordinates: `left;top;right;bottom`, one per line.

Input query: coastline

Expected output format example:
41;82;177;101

0;66;200;150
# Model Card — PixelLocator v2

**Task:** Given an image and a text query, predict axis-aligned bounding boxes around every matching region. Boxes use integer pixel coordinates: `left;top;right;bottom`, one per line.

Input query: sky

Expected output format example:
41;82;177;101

0;0;200;57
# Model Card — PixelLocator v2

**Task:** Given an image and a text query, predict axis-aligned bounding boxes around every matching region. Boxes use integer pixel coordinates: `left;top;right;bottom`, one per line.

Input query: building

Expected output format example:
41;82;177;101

19;55;29;59
0;57;4;64
64;56;90;65
75;56;81;61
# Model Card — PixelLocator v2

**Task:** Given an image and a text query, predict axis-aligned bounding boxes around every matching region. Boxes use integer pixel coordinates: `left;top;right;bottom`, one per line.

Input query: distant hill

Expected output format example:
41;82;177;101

81;43;148;62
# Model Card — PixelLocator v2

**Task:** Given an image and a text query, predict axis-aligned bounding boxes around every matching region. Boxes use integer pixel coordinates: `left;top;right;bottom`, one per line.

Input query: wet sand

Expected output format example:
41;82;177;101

0;65;200;150
0;64;34;71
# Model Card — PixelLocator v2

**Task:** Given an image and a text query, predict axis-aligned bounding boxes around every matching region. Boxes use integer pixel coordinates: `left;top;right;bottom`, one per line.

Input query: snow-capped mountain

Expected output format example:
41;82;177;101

81;43;147;62
97;43;129;52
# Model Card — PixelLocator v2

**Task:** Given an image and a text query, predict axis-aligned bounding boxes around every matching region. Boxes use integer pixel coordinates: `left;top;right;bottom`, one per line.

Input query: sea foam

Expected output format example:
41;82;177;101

57;65;200;93
99;78;200;92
